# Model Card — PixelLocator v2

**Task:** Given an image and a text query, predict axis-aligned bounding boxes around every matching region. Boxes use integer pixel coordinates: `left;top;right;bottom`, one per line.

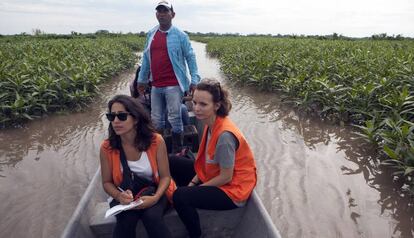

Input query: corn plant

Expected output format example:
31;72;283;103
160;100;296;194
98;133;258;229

203;36;414;193
0;35;145;124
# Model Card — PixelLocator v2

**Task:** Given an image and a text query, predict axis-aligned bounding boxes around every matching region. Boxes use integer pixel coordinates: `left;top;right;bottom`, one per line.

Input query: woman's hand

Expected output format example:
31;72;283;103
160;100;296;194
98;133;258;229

117;189;133;205
136;195;158;209
188;179;199;186
137;83;147;95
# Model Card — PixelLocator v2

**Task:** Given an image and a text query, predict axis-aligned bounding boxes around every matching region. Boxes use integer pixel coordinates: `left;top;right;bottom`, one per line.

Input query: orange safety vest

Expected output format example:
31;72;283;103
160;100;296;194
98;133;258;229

195;116;257;203
101;133;176;203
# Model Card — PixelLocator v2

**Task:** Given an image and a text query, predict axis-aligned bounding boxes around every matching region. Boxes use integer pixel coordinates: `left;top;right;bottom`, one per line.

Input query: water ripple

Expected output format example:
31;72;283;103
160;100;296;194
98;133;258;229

1;43;412;238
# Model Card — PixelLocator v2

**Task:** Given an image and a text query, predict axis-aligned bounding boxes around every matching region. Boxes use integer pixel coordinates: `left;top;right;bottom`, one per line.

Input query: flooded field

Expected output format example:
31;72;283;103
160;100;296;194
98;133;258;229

0;42;412;238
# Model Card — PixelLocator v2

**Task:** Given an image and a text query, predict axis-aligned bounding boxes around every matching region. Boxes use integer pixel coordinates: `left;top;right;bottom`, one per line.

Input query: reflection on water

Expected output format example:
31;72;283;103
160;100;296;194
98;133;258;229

192;41;413;238
229;84;413;237
0;42;412;238
0;70;135;238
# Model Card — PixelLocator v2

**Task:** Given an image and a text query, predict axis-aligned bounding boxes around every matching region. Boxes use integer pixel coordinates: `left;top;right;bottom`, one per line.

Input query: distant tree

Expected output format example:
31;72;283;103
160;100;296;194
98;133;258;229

71;31;81;36
96;29;110;35
32;28;44;36
372;33;388;40
395;34;404;40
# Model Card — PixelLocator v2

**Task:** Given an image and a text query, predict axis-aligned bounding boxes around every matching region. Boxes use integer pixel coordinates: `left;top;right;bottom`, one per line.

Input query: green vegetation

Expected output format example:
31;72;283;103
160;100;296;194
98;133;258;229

2;32;413;192
203;36;414;193
0;35;145;125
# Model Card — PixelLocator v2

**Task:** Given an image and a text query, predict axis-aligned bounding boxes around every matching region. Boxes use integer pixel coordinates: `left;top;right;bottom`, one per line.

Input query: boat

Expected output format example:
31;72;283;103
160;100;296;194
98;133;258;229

61;106;282;238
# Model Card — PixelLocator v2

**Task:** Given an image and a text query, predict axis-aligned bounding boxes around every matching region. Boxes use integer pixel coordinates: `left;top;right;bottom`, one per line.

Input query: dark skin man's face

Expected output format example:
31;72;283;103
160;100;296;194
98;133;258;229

156;6;175;30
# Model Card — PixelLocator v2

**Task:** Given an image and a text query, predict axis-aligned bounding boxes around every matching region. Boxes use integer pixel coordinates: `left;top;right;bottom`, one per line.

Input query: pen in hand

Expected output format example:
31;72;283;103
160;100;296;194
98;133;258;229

117;187;133;202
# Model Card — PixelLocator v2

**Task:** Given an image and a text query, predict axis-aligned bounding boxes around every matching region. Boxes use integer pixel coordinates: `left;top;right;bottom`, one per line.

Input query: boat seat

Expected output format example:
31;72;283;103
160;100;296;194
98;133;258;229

90;201;245;238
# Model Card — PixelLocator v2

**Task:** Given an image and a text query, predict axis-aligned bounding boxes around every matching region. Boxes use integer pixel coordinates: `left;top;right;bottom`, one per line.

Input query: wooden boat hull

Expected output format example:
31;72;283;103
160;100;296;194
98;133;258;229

61;166;281;238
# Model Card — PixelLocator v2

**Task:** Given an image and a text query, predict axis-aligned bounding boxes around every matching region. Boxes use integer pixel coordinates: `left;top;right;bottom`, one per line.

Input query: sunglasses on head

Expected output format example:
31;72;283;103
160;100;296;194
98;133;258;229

106;112;131;122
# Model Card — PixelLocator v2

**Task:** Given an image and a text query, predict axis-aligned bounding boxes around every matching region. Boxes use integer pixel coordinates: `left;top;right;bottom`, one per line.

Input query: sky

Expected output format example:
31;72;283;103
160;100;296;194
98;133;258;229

1;0;414;37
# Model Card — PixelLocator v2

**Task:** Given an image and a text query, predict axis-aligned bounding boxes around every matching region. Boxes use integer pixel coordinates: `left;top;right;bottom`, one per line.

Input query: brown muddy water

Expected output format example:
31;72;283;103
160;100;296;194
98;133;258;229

0;42;413;238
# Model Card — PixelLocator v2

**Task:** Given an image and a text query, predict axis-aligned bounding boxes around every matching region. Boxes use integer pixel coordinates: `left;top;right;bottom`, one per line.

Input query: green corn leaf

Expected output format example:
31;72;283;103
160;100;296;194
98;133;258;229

383;145;398;160
404;167;414;176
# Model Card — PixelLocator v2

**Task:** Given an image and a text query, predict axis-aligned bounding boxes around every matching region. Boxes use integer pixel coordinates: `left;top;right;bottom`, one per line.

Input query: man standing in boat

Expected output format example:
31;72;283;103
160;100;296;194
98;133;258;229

137;1;200;153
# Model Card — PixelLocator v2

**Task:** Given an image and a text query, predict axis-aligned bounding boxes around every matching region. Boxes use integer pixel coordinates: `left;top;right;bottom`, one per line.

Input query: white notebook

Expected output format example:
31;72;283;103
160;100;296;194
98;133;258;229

105;199;144;218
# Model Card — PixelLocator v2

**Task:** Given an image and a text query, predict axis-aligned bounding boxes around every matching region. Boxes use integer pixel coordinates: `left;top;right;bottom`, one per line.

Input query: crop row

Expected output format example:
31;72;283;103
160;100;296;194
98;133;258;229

0;36;145;124
204;36;414;192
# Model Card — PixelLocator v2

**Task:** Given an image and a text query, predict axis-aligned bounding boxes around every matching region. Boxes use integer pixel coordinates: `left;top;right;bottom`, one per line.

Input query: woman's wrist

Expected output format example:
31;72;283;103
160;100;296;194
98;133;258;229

115;191;122;201
152;192;162;201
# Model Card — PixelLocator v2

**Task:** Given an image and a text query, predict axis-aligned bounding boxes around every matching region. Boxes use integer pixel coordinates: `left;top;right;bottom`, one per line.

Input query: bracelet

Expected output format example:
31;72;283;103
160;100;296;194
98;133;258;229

190;180;197;185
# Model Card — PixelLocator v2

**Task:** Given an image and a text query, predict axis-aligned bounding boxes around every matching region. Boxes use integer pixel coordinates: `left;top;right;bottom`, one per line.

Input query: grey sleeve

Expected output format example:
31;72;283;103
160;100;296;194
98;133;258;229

214;131;239;169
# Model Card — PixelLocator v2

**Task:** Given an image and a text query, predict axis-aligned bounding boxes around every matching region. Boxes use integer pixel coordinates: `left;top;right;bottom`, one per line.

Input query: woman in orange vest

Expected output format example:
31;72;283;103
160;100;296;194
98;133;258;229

170;79;257;238
100;95;176;238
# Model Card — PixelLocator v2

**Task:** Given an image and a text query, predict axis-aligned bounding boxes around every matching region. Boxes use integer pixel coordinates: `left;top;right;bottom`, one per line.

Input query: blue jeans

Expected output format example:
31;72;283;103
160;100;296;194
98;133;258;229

166;104;189;129
151;86;183;133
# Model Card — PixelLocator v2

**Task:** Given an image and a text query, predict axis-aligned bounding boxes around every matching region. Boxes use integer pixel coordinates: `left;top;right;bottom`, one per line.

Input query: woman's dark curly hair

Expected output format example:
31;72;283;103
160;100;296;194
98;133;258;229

195;78;232;117
107;95;155;151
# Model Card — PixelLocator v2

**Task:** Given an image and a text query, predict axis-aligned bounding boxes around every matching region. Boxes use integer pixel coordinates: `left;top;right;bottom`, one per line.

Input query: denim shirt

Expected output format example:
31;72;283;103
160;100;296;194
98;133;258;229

137;25;201;93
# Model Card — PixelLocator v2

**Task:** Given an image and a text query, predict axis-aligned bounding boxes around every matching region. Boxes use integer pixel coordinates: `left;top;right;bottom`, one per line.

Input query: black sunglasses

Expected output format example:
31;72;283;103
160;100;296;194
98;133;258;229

106;112;131;122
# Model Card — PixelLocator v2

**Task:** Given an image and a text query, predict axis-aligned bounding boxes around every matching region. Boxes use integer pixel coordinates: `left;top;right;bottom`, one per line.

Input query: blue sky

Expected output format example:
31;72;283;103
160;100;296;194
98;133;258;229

1;0;413;37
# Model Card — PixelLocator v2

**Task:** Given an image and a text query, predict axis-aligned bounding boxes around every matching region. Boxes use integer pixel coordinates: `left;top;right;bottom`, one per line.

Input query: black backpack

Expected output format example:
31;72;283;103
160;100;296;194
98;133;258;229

109;146;156;208
130;66;151;112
